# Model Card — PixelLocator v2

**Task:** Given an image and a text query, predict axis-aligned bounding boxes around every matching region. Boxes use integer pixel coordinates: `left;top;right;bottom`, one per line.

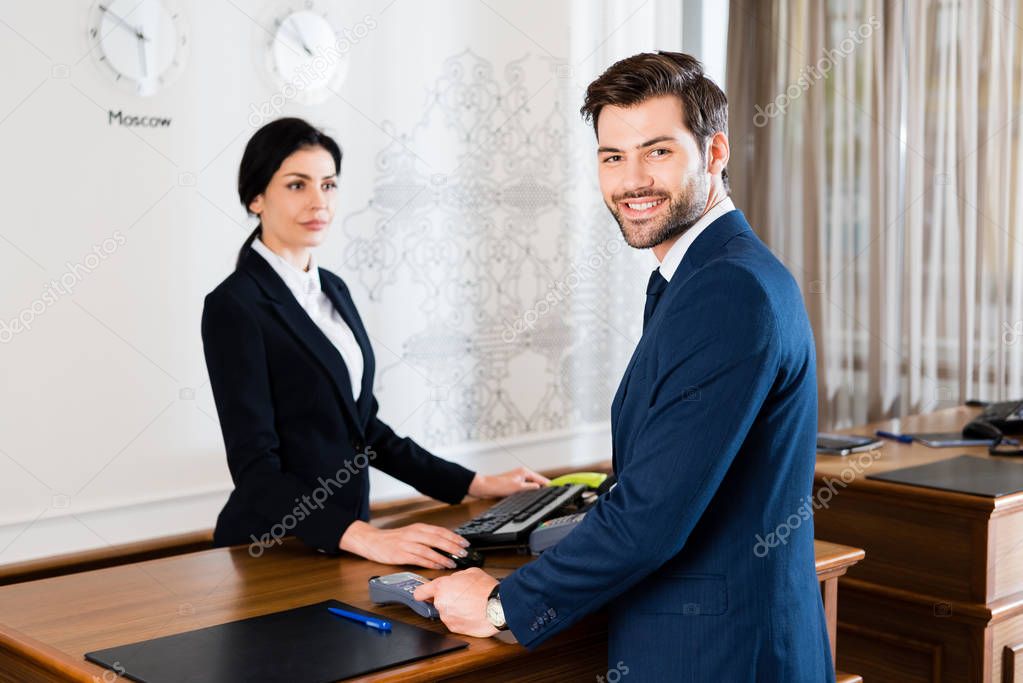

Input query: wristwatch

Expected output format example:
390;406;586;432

485;584;507;631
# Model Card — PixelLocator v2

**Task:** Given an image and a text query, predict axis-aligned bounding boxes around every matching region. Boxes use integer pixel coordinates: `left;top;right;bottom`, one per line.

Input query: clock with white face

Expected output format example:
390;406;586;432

87;0;189;96
265;4;348;104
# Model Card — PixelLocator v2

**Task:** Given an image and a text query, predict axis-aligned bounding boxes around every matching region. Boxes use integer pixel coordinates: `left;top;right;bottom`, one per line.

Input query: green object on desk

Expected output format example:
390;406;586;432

548;472;607;489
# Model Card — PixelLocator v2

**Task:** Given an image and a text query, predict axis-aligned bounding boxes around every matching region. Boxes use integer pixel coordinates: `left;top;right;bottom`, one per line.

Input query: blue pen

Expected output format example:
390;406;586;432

876;430;914;444
328;606;392;631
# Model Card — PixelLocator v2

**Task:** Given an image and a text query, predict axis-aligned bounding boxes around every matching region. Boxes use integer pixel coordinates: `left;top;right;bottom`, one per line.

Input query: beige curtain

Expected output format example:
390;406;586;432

727;0;1023;428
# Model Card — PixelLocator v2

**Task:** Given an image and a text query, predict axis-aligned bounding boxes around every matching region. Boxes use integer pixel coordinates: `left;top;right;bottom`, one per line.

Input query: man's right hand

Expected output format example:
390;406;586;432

339;520;470;569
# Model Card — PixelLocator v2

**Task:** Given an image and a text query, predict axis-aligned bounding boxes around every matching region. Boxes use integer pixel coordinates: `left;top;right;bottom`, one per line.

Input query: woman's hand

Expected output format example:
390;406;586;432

338;520;470;569
467;467;550;499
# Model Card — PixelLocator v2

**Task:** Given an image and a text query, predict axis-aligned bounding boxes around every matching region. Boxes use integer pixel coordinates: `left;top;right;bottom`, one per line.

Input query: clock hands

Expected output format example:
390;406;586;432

98;4;149;42
98;4;150;80
137;27;148;78
283;16;314;56
91;1;188;94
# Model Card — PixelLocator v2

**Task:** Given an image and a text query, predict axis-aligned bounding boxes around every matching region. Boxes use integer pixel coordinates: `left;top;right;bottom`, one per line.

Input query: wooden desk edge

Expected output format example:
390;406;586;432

0;625;95;683
837;575;1023;625
0;530;215;586
812;543;866;575
813;473;1008;514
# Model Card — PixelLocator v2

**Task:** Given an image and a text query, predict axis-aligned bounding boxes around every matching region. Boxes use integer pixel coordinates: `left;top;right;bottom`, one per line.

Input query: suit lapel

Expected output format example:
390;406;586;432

611;337;645;472
241;252;365;437
612;336;645;428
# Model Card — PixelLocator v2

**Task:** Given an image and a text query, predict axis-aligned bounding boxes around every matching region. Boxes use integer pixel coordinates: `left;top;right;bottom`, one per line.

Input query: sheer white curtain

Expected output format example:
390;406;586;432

728;0;1023;428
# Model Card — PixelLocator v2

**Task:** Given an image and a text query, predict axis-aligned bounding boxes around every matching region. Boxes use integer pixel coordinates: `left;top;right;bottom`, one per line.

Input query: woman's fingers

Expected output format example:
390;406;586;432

396;525;466;565
402;542;455;569
518;467;550;485
409;524;470;555
351;527;457;569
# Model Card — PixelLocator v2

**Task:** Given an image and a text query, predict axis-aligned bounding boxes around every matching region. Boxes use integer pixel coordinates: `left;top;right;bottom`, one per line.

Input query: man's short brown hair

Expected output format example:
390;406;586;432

581;51;729;189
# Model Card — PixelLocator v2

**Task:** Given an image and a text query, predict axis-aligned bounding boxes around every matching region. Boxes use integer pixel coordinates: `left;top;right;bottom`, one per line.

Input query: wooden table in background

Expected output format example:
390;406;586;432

0;492;863;682
816;406;1023;682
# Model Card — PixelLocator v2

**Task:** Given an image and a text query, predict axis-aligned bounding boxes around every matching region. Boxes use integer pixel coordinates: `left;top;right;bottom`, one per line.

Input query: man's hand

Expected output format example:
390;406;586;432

468;467;550;499
413;567;500;637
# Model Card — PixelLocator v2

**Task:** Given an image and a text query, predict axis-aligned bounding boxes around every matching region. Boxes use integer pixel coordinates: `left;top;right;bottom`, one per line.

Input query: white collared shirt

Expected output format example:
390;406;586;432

251;238;364;400
655;197;736;282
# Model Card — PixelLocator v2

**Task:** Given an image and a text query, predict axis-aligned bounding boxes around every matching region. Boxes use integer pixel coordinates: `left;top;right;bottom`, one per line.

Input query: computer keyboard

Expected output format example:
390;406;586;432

980;400;1023;433
454;484;586;546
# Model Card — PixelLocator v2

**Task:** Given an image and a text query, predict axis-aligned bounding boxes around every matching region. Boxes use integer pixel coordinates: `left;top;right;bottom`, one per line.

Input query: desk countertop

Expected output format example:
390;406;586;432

0;495;864;682
817;406;1023;513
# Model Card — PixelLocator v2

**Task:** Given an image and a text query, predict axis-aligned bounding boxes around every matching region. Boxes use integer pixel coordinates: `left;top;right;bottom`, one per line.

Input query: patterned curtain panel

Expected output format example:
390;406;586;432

727;0;1023;429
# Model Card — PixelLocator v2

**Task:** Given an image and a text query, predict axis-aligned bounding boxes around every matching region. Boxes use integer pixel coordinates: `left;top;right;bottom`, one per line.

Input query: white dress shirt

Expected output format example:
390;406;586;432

656;197;736;282
251;238;364;401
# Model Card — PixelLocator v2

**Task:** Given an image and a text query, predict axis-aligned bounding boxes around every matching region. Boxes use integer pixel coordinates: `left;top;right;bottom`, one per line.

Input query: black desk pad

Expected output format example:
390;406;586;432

867;454;1023;497
84;599;468;682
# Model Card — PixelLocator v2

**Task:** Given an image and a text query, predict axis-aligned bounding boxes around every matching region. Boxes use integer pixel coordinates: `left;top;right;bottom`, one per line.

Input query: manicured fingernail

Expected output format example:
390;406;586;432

446;560;457;569
458;548;468;557
459;538;470;547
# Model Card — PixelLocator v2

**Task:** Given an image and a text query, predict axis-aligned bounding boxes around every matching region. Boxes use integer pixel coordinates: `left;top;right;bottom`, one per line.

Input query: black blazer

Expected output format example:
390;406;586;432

201;248;475;553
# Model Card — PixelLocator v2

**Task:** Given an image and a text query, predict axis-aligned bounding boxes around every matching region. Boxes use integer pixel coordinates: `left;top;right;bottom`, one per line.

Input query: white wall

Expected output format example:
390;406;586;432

0;0;727;565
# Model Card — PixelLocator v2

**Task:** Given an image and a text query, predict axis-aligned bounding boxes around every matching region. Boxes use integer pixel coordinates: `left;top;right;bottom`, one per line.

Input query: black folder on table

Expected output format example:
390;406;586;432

84;599;467;683
867;454;1023;497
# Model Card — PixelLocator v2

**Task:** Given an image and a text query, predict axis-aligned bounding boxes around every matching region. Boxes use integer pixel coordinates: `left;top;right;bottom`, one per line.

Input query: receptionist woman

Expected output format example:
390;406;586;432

202;117;548;568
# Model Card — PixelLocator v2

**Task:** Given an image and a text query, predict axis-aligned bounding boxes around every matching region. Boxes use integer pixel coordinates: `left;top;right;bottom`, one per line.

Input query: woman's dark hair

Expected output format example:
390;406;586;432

236;117;343;267
580;51;729;190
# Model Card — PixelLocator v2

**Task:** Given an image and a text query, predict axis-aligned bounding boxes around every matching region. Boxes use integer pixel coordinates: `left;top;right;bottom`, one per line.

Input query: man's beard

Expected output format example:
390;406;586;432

607;170;710;250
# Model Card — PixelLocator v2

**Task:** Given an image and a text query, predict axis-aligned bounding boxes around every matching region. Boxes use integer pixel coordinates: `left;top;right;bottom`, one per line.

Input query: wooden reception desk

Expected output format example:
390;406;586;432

0;486;863;681
816;406;1023;682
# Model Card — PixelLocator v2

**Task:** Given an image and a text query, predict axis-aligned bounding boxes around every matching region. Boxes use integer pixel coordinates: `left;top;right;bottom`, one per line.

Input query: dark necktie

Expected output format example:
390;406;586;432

643;268;668;330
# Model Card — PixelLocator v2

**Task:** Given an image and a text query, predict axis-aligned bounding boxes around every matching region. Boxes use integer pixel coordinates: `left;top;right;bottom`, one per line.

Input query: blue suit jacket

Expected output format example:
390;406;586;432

500;211;834;682
201;249;475;553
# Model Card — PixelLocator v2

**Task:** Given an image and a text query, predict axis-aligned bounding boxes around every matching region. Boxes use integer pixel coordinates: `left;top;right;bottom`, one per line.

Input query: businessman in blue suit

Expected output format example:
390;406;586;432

416;51;834;682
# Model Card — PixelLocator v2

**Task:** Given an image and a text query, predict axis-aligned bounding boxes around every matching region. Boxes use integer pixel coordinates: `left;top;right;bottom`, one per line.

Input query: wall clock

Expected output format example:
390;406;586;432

263;3;349;105
87;0;189;96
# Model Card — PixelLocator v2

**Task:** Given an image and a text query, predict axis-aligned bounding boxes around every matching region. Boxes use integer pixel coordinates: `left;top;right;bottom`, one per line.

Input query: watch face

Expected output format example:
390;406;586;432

486;596;506;628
